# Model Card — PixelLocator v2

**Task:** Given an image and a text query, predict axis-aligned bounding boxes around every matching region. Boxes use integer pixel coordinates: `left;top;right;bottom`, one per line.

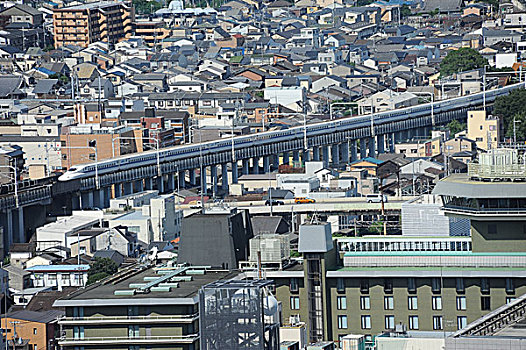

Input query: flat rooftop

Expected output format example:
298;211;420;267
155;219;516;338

432;174;526;198
54;266;237;306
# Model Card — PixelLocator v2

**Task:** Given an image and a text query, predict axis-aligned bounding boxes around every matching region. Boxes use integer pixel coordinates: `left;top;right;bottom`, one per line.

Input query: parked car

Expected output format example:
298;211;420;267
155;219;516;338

295;197;316;204
365;194;388;203
265;199;285;206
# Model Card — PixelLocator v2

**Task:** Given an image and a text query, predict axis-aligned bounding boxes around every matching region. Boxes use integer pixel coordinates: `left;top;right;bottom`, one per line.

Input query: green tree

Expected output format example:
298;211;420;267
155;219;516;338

133;0;161;14
368;220;384;235
505;113;526;141
493;88;526;141
447;119;466;136
87;257;118;285
400;4;412;17
440;48;488;77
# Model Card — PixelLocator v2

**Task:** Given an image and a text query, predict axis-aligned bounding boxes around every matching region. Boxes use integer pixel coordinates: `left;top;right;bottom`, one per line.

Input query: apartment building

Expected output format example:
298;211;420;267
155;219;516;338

53;266;236;350
134;20;171;47
467;110;501;150
0;310;63;350
257;225;526;346
53;1;134;49
60;125;142;169
242;150;526;346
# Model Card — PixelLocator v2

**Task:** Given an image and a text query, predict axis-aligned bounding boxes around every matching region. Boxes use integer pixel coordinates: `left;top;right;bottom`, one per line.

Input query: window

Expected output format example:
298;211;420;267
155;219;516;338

481;296;491;310
73;307;84;319
61;273;70;286
488;224;497;235
337;296;347;310
290;278;299;293
432;296;442;310
33;328;37;335
290;296;300;310
337;278;345;293
337;315;348;329
408;296;418;310
481;278;490;294
384;296;394;310
456;278;465;294
384;279;393;294
360;296;370;310
360;279;369;293
506;278;515;294
361;315;371;329
456;296;467;311
408;278;416;293
385;315;395;329
128;325;139;338
128;306;139;317
433;316;443;330
48;273;57;286
73;326;84;340
507;297;516;304
432;278;441;293
89;153;96;160
457;316;467;330
408;316;419;330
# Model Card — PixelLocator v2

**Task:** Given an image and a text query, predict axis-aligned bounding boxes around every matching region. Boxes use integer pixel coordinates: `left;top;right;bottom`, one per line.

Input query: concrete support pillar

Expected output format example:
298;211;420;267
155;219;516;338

104;187;111;208
271;154;280;170
14;207;24;243
5;209;13;250
282;152;289;165
156;176;164;193
377;134;385;154
322;145;330;168
178;171;185;189
312;146;320;161
71;194;80;210
189;169;196;186
221;163;229;191
232;161;239;184
390;133;396;153
167;174;175;192
263;156;270;173
340;142;349;166
242;159;250;175
114;183;122;198
360;139;367;159
303;150;310;163
292;150;300;167
123;182;133;196
408;128;416;141
210;165;218;196
95;189;105;209
144;178;154;191
350;140;358;162
87;191;94;208
331;144;340;167
252;157;260;174
134;180;144;193
368;137;376;157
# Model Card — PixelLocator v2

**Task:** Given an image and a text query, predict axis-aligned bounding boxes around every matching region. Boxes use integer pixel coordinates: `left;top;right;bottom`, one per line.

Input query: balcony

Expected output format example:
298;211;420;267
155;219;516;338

441;205;526;218
59;314;198;325
58;335;199;346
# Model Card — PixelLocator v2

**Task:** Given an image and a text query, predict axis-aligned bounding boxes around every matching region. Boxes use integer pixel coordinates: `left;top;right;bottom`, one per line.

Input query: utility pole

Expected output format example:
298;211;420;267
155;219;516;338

10;321;20;349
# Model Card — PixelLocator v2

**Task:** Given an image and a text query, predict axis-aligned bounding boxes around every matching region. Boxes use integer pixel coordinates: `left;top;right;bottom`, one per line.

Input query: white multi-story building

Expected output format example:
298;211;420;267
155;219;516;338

110;194;183;244
26;265;89;291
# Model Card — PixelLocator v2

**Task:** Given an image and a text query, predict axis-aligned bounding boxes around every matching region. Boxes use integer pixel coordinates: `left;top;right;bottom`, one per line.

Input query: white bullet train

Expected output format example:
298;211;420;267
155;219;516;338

58;83;522;182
